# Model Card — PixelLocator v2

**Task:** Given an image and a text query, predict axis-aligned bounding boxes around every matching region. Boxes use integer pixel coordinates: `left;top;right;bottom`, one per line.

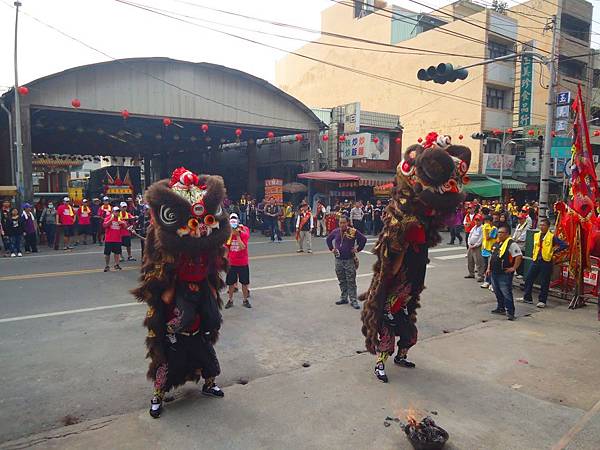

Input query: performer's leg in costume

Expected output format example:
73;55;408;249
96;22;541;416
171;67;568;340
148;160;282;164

374;325;395;383
394;317;418;368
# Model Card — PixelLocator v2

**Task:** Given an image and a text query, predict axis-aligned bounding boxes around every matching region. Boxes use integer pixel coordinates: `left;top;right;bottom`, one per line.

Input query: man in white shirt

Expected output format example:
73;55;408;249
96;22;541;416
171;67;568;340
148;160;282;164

511;213;530;277
350;201;365;233
465;214;485;282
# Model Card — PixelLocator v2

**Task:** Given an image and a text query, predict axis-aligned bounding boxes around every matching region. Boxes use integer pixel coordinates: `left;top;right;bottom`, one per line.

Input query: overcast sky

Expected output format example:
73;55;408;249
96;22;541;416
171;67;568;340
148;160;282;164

1;0;599;93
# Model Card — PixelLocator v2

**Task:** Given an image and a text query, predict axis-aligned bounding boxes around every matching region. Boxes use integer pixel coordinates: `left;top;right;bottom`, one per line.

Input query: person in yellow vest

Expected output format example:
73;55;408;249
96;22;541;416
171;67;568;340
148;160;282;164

486;225;523;321
480;215;498;289
521;218;567;308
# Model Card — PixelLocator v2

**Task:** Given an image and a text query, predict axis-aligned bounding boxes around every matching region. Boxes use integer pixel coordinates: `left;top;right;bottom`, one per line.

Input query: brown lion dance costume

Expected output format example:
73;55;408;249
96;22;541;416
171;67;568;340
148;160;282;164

361;133;471;383
132;167;230;417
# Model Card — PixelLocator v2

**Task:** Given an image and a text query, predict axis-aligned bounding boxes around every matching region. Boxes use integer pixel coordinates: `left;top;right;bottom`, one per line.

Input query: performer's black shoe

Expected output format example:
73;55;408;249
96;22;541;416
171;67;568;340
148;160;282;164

491;308;506;315
243;300;252;309
114;264;122;271
103;266;110;272
374;362;388;383
394;355;416;368
335;299;349;305
225;300;233;309
202;383;225;398
149;395;163;418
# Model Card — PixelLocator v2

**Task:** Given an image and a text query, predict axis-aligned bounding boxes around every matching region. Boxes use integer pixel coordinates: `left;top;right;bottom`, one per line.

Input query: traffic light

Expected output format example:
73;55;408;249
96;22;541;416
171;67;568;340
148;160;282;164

417;63;469;84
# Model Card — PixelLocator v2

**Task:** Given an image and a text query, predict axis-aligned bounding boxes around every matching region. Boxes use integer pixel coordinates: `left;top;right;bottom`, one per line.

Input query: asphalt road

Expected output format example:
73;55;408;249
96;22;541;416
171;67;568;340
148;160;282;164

0;231;528;442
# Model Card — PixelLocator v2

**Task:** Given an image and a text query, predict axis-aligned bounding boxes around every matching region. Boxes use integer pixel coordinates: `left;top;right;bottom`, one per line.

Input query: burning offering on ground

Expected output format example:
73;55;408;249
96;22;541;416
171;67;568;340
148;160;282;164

398;409;449;450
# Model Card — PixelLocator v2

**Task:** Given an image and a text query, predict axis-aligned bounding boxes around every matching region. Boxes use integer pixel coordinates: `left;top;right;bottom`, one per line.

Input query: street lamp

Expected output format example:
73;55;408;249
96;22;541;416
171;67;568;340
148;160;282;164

13;0;24;204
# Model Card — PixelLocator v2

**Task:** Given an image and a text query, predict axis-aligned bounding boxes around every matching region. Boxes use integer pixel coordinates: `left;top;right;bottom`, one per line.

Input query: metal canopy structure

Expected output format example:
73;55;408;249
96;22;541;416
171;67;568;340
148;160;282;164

0;57;324;199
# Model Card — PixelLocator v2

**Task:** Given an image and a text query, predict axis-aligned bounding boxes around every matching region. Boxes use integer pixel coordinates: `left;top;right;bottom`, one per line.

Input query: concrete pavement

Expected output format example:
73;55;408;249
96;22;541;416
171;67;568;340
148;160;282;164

1;231;599;449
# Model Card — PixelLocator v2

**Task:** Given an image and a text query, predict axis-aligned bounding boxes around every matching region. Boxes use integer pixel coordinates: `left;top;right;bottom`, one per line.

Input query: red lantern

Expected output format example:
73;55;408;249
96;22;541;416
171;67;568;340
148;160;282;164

492;128;501;136
201;123;209;133
295;133;303;141
267;131;275;139
594;130;600;137
121;109;130;119
163;118;172;127
373;136;379;144
322;134;329;142
18;86;29;95
339;135;346;142
71;98;81;108
507;128;513;134
394;137;401;144
527;129;535;136
458;134;464;140
417;137;423;143
235;128;242;137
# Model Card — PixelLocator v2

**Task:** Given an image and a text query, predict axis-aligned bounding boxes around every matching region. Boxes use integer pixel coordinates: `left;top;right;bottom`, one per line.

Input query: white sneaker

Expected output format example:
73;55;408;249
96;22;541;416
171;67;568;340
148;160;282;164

17;252;22;257
480;282;490;288
536;302;546;308
10;253;16;257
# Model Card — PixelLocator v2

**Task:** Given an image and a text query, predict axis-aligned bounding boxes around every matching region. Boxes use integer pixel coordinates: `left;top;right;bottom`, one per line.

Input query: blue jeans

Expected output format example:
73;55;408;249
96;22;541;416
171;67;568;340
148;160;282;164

9;235;22;253
523;260;553;304
491;272;515;315
482;256;490;283
239;211;247;225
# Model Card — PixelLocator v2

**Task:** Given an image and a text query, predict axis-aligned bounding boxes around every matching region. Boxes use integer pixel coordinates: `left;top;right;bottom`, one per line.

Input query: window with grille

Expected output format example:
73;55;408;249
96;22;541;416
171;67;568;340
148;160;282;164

488;41;510;59
486;87;507;109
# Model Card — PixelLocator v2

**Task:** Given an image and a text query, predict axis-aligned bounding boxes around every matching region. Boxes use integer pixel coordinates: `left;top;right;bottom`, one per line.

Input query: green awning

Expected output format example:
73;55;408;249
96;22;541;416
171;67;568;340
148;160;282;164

501;178;527;190
464;177;500;198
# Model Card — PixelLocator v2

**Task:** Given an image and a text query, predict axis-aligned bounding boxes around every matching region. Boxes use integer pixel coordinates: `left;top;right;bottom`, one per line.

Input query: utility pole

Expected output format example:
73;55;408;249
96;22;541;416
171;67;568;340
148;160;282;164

13;0;24;204
539;3;562;219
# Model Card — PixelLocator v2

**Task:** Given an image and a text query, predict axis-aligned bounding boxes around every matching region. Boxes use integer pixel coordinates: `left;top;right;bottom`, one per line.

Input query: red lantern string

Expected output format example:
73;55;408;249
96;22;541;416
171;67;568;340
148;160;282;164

235;128;242;137
507;128;513;134
339;135;346;142
163;118;172;127
417;137;423;143
594;130;600;137
267;131;275;139
18;86;29;95
373;136;379;144
295;133;303;141
322;134;329;142
71;98;81;108
121;110;130;119
458;134;464;140
394;137;401;144
527;129;535;136
201;124;209;133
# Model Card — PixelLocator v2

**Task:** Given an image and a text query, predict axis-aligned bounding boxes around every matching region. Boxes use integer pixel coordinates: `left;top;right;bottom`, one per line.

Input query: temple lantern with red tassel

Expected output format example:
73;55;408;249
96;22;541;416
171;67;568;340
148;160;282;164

594;130;600;137
394;137;401;144
163;118;172;127
527;129;535;136
71;98;81;108
267;131;275;139
373;136;379;144
295;133;303;142
322;134;329;142
201;124;209;133
235;128;242;137
121;110;130;120
339;135;346;142
507;128;513;134
18;86;29;95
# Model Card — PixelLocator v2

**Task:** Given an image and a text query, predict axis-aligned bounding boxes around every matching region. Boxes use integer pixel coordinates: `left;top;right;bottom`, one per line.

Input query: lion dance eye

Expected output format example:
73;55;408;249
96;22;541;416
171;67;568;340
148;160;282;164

188;218;199;229
159;205;178;226
191;202;205;217
204;214;216;227
400;159;414;176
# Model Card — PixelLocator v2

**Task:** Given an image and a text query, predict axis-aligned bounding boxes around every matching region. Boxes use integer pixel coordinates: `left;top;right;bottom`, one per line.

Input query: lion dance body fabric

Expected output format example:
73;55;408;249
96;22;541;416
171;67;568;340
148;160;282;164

132;167;230;417
360;133;471;383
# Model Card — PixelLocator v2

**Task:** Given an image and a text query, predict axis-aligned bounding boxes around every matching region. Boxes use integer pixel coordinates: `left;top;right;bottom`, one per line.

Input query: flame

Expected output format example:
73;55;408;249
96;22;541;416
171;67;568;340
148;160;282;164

398;406;425;429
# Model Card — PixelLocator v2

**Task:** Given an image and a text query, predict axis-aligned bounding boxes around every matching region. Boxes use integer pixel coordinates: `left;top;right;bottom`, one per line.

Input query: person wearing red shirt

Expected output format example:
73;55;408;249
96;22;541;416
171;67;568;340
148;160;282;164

96;196;112;245
225;213;251;308
118;201;136;262
102;206;126;272
56;197;75;250
76;199;92;245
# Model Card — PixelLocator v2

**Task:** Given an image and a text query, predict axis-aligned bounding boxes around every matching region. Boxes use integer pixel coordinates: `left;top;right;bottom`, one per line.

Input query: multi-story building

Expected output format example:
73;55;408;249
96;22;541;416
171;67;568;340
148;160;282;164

276;0;594;197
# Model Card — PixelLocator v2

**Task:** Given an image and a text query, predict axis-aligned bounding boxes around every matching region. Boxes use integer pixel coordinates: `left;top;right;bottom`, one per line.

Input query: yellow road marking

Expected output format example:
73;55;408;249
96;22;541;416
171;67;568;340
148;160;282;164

0;251;330;281
0;267;137;281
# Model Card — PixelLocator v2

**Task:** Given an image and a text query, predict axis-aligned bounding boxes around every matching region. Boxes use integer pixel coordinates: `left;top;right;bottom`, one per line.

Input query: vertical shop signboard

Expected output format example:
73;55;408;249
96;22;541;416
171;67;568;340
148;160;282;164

518;42;534;127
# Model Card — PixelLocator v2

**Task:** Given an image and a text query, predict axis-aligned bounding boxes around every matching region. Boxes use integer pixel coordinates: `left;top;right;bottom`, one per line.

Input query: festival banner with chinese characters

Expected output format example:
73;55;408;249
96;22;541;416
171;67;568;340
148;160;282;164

264;178;283;205
518;49;533;127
